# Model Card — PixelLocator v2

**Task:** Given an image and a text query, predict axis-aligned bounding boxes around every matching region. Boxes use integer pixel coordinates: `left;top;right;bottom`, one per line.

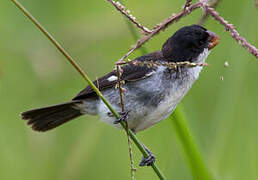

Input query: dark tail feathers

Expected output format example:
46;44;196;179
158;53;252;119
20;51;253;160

21;101;83;132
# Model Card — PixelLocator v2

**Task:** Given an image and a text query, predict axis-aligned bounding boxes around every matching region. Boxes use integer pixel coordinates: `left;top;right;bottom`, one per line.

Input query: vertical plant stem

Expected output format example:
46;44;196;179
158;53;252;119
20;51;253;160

170;105;212;180
11;0;166;179
120;2;211;179
118;2;212;176
116;65;135;180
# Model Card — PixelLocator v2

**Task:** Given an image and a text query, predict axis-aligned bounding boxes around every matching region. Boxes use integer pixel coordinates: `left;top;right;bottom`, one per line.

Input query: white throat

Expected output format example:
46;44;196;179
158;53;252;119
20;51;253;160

196;48;210;63
189;48;210;80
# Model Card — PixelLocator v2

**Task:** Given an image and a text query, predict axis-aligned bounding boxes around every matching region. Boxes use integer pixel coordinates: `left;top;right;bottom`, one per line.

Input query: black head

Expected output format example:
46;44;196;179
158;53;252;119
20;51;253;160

162;25;219;62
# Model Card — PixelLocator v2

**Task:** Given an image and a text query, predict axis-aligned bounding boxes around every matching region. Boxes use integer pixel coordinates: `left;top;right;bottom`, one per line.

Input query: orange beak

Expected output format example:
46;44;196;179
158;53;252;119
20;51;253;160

207;31;220;50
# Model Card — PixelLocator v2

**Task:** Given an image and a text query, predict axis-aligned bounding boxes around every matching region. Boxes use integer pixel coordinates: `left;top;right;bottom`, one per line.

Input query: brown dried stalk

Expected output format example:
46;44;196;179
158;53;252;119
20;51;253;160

184;0;193;11
107;0;257;177
109;0;256;179
198;0;221;25
203;5;258;58
111;0;257;63
107;0;151;34
115;64;136;180
121;60;208;69
115;2;202;64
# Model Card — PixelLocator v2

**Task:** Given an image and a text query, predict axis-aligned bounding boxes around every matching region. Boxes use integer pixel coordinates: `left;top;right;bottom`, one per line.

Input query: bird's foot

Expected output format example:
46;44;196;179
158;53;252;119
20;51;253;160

139;146;156;166
113;111;129;124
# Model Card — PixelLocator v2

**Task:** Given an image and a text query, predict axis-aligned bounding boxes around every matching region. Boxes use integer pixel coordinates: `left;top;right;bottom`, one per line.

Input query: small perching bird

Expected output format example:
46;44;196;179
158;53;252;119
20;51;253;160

21;24;219;166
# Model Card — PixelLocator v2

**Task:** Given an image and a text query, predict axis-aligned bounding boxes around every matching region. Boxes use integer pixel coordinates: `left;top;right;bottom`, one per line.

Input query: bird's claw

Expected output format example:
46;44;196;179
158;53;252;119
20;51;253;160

139;150;156;166
139;153;155;166
113;111;129;124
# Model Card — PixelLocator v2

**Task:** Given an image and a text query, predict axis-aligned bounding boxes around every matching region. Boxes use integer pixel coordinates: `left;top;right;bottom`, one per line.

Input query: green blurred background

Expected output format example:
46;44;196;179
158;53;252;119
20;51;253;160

0;0;258;179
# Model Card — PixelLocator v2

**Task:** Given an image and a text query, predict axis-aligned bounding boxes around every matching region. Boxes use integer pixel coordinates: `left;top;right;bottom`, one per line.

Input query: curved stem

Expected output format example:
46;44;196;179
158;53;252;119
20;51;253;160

11;0;166;179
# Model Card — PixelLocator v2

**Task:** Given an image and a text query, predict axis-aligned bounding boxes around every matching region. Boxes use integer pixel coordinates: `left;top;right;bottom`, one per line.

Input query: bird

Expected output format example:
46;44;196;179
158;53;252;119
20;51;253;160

21;24;219;166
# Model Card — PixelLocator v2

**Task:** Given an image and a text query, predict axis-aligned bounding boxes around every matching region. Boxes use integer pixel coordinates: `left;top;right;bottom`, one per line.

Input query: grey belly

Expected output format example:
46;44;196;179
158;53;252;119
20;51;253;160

96;66;198;132
96;80;164;129
96;77;181;132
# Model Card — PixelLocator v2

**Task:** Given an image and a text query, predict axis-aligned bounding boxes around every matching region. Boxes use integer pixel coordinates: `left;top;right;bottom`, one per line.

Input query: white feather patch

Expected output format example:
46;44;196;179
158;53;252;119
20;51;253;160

145;71;156;77
107;75;118;82
196;48;210;63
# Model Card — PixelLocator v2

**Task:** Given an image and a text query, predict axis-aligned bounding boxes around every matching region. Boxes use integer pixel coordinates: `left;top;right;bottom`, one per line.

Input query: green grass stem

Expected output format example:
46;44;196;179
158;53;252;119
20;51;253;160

119;1;212;178
170;106;212;180
11;0;166;179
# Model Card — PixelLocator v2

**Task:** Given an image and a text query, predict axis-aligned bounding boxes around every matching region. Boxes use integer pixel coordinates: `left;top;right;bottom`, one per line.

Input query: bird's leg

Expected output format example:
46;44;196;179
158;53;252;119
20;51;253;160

110;112;155;166
129;130;156;166
113;110;129;124
139;144;156;166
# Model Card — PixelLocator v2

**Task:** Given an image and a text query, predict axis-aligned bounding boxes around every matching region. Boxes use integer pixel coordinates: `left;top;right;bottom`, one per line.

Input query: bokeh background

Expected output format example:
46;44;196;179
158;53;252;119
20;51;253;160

0;0;258;179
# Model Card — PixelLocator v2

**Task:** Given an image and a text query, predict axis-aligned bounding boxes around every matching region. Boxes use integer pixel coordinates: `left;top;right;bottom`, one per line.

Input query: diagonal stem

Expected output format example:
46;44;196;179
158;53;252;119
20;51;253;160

202;3;258;59
184;0;193;10
122;5;212;179
10;0;166;179
198;0;221;25
170;106;212;180
120;1;212;179
125;20;148;55
107;0;151;34
115;2;202;64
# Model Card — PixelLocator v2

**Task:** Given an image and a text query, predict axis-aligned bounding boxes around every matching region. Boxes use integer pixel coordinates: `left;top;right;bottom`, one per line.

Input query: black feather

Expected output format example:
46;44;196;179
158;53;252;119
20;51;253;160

73;25;211;100
162;24;209;62
73;51;163;100
21;101;83;132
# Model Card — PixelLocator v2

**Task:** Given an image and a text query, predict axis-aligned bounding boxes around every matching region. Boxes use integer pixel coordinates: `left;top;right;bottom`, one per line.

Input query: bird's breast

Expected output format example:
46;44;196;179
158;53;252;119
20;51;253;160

134;66;203;132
